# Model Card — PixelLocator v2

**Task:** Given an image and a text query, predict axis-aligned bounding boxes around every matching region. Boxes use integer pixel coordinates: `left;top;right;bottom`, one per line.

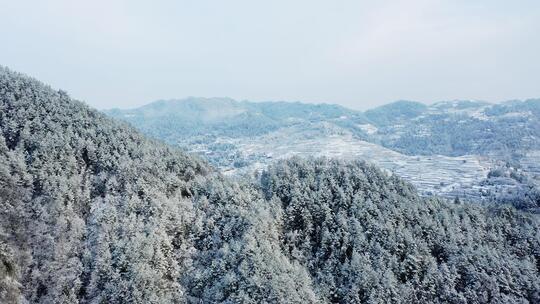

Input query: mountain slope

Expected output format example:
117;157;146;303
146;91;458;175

363;100;428;126
0;67;212;303
107;97;540;159
105;98;368;144
368;99;540;158
0;68;319;303
262;158;540;303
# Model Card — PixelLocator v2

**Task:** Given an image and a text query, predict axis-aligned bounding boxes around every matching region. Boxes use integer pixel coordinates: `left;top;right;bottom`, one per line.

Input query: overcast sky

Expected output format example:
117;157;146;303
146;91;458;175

1;0;539;110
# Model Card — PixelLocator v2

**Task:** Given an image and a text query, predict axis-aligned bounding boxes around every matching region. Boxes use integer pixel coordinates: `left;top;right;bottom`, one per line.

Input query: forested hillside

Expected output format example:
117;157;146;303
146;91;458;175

262;158;540;303
105;98;364;144
0;67;211;303
1;67;540;303
365;99;540;158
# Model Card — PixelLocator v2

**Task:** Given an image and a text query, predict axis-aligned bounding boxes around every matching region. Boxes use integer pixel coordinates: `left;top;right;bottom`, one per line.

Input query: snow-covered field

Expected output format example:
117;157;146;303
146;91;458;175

205;125;496;199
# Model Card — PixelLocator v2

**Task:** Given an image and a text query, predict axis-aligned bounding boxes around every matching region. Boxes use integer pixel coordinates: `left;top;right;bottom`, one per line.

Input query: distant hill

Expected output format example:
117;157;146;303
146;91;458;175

106;97;367;142
364;100;428;126
107;97;540;158
367;99;540;158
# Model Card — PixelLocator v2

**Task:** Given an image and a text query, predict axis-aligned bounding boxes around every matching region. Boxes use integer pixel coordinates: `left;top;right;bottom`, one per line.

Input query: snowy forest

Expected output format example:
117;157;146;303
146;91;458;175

1;66;540;303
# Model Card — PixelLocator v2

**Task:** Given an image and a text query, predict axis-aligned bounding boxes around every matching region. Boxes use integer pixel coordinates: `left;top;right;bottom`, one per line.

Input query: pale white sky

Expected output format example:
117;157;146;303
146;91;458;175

1;0;539;110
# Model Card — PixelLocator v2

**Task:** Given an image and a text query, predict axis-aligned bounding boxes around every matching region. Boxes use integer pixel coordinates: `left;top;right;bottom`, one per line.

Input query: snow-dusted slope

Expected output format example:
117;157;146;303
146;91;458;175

201;123;493;198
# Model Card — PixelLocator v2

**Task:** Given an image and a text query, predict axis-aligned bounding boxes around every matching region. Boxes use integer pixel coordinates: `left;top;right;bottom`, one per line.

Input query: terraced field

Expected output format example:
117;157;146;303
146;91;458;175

197;124;495;199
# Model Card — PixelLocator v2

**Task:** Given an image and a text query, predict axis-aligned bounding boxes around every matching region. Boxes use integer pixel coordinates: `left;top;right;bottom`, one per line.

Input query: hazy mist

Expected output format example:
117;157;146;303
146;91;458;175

1;0;539;110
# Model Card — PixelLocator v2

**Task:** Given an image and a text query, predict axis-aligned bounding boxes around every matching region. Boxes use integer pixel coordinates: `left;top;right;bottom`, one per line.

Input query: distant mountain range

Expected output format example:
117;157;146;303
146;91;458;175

106;97;363;140
107;98;540;158
105;98;540;202
364;99;540;158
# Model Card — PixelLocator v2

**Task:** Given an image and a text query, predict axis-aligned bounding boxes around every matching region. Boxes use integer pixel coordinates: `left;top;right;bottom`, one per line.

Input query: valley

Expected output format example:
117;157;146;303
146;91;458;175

106;98;540;203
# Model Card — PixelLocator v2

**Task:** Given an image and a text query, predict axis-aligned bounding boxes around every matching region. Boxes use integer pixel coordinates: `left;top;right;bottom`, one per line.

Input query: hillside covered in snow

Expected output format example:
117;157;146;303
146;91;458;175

106;98;540;205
